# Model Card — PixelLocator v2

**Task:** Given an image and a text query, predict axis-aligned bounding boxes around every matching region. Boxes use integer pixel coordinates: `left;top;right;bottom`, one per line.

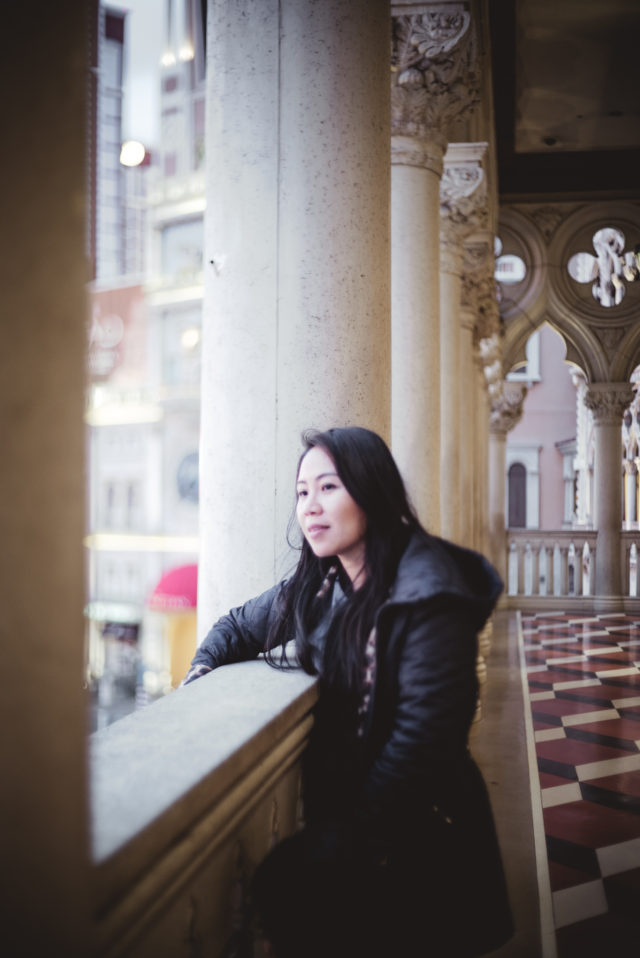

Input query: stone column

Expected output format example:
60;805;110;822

200;0;391;631
390;2;479;532
475;267;502;555
474;351;491;554
624;459;637;528
561;447;577;528
439;144;487;542
459;305;476;544
0;4;90;952
572;369;595;527
275;0;391;548
584;383;634;600
471;354;484;551
458;242;500;548
488;383;527;582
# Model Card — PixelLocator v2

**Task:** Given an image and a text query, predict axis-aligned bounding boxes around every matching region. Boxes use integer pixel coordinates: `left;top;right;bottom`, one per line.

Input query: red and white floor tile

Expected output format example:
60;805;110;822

520;612;640;956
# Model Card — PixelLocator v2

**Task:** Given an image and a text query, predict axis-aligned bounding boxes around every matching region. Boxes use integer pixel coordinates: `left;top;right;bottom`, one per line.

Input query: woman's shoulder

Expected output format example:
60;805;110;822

388;529;503;615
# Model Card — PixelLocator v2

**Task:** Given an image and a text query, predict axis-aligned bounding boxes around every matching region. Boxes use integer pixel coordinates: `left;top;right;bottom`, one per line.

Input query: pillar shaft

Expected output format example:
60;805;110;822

593;420;624;594
391;138;444;531
487;381;526;579
275;0;391;543
473;356;490;552
624;460;637;526
438;146;487;543
200;0;391;632
585;384;634;598
390;4;480;534
440;254;463;540
459;309;476;543
488;429;507;582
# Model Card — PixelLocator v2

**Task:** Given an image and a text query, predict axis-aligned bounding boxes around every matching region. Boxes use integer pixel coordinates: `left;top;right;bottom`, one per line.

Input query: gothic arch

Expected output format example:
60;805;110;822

498;201;640;384
547;201;640;383
610;321;640;383
496;207;548;373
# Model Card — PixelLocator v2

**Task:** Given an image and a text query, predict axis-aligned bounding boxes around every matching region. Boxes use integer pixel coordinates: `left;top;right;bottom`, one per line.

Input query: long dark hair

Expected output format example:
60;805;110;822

266;426;421;691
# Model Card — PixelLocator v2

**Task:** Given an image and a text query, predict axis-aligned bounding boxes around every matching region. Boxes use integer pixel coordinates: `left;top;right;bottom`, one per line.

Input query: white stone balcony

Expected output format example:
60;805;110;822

505;530;640;611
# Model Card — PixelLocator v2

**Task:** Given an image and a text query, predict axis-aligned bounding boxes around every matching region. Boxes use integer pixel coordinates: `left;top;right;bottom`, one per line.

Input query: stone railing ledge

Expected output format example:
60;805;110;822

90;657;318;936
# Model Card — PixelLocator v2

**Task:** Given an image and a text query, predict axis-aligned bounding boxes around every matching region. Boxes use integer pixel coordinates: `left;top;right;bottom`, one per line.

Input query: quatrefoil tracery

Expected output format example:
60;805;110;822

568;227;640;308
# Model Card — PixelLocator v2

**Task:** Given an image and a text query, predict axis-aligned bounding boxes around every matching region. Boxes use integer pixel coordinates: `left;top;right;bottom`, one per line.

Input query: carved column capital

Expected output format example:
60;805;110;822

440;155;487;229
478;332;502;398
489;381;528;436
391;2;480;142
462;266;501;342
439;150;488;272
624;458;637;476
584;383;635;425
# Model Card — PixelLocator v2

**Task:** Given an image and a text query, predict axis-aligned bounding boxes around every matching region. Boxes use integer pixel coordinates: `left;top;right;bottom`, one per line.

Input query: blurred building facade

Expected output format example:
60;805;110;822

85;0;205;726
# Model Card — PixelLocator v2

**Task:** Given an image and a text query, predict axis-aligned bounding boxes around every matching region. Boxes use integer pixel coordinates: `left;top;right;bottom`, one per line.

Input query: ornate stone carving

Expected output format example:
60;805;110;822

460;230;501;340
475;274;501;342
463;239;493;274
461;267;483;310
594;325;627;363
478;332;502;398
584;383;635;425
440;160;487;234
391;3;480;141
440;232;464;274
528;205;565;243
489;381;528;435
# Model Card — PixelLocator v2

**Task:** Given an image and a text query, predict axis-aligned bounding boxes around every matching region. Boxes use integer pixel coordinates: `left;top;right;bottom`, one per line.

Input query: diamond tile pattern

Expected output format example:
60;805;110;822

521;613;640;955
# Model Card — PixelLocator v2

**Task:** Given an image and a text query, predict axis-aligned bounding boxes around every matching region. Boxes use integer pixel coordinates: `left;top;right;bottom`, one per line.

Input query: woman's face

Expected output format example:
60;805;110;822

296;445;367;584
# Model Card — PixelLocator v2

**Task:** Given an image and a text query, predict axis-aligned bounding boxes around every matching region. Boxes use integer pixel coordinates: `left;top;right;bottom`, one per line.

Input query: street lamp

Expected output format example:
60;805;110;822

120;140;147;168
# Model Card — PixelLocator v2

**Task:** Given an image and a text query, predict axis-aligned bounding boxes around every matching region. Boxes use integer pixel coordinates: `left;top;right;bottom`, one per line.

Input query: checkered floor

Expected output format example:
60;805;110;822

521;612;640;955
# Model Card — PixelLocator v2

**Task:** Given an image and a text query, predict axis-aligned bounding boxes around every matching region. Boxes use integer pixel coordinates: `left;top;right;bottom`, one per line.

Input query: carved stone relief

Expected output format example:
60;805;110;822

440;163;487;230
584;383;635;425
489;381;527;436
499;201;640;383
391;3;480;141
527;205;565;244
461;256;501;342
440;160;487;271
463;240;492;275
594;326;628;365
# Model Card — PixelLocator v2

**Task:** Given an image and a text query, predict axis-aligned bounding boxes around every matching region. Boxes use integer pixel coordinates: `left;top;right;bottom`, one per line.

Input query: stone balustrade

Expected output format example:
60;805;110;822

505;529;640;610
90;657;317;957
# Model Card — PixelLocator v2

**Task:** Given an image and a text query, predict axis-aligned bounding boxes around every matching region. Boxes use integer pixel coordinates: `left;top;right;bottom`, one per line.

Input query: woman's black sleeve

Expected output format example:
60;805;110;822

182;582;287;684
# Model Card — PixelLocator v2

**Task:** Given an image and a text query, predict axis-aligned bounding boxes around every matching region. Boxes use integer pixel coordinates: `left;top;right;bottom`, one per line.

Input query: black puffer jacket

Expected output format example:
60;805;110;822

185;530;513;954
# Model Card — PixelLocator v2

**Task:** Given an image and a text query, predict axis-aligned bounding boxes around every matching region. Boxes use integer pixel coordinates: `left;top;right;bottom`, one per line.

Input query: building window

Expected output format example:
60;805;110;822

508;463;527;528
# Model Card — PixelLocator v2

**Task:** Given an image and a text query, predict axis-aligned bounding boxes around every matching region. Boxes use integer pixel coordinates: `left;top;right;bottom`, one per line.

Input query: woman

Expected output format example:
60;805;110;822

184;427;513;957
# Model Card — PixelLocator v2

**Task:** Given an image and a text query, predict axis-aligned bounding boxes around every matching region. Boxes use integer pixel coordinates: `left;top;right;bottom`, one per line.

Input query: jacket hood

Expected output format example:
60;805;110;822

387;529;503;628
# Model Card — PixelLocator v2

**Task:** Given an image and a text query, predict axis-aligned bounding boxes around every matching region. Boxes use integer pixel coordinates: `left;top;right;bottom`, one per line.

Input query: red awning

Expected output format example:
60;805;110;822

148;564;198;612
